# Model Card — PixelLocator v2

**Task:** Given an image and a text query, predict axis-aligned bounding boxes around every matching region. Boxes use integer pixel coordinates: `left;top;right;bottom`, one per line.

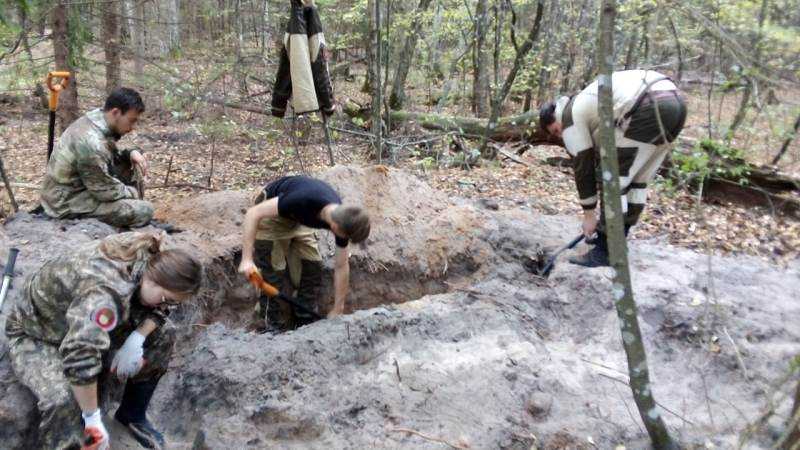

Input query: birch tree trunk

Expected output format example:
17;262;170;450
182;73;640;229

388;0;433;110
127;0;145;78
596;0;677;448
103;1;121;94
472;0;491;117
370;0;383;161
166;0;181;54
784;379;800;449
52;0;80;130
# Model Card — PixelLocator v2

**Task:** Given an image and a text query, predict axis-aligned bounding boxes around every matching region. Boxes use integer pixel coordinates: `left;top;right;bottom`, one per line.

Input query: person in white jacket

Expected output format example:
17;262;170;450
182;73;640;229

539;69;687;267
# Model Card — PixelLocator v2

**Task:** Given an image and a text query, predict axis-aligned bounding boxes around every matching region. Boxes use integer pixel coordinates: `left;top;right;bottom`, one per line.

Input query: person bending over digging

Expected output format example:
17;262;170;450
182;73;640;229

40;87;170;230
539;69;687;267
238;175;371;331
4;232;202;449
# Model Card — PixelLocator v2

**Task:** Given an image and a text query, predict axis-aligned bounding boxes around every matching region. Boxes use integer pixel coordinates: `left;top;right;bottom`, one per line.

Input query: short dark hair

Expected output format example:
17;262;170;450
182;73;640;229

331;206;371;244
538;101;556;133
104;87;145;114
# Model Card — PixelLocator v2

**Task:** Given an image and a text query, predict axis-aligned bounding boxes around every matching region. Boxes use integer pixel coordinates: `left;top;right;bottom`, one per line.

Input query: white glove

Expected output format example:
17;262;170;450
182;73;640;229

82;408;110;450
111;330;146;381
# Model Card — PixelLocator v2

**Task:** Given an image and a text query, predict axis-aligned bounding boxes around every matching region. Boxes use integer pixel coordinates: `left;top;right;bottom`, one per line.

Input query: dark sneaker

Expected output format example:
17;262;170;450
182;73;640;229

114;413;165;450
569;244;611;268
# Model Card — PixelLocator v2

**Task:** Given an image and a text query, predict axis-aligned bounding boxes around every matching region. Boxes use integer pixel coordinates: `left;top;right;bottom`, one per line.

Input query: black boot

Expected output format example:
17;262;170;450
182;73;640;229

294;260;323;327
114;379;165;449
569;232;611;268
148;219;182;234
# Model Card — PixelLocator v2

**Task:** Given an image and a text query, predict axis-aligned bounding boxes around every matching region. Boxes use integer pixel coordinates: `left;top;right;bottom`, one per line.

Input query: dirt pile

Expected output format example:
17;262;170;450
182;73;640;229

1;166;799;449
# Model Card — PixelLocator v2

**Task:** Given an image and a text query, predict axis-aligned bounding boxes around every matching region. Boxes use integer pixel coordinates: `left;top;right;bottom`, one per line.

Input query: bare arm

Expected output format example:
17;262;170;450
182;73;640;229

137;318;158;336
329;245;349;317
238;197;279;274
71;383;98;413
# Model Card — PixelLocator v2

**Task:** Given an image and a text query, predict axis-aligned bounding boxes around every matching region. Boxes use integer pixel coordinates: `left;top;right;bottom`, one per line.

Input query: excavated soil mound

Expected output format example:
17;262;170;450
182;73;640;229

1;165;799;449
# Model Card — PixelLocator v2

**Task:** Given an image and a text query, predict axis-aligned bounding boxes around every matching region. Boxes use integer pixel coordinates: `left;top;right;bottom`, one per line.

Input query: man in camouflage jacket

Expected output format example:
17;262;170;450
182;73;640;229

4;232;202;449
41;88;153;228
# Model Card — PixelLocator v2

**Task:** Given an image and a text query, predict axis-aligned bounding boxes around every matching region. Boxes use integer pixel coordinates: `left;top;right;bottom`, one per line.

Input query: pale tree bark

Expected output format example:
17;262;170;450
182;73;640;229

388;0;433;110
52;0;80;130
103;1;121;94
596;0;677;448
783;379;800;449
124;0;145;78
479;0;544;157
166;0;181;53
472;0;491;117
370;0;383;161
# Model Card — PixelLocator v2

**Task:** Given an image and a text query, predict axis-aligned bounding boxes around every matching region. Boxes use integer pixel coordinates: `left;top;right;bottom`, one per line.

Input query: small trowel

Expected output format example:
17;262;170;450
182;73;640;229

527;234;584;278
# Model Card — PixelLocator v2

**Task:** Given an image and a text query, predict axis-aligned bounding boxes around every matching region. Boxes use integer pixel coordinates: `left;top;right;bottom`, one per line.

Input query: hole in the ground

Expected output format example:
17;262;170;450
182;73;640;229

177;248;484;334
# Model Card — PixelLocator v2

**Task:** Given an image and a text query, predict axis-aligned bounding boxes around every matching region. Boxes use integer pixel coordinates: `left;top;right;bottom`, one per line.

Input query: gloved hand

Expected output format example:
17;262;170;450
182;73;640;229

81;408;109;450
111;330;146;381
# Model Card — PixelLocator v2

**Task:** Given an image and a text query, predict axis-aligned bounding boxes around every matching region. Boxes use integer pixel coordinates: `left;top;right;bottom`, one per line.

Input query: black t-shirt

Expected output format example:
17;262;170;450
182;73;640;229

264;176;349;247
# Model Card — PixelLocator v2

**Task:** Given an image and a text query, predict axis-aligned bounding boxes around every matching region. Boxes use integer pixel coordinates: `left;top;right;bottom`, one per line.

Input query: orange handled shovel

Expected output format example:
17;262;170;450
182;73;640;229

46;71;71;162
246;269;321;320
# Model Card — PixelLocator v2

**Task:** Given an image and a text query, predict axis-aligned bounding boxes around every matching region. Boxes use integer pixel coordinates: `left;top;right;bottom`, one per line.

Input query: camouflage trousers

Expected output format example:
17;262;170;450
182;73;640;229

90;158;154;228
88;198;154;228
6;316;176;450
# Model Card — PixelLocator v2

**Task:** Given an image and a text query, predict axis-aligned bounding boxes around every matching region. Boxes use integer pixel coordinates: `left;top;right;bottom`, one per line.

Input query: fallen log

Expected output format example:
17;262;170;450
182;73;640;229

342;98;559;144
542;153;800;218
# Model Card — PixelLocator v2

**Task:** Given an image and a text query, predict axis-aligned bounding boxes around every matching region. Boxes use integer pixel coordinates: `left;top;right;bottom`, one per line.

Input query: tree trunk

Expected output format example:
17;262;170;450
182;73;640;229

52;0;80;130
166;0;181;53
480;0;545;157
472;0;491;117
343;100;553;143
388;0;433;110
362;0;376;93
727;0;768;141
784;379;800;450
429;2;445;78
624;28;638;70
16;5;34;62
103;1;121;94
667;17;683;82
370;0;383;161
772;112;800;165
596;0;677;448
126;0;144;78
534;0;558;107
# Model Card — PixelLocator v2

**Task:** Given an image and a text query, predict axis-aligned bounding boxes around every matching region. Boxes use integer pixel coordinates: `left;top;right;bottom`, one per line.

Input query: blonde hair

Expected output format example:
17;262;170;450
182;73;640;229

100;232;202;294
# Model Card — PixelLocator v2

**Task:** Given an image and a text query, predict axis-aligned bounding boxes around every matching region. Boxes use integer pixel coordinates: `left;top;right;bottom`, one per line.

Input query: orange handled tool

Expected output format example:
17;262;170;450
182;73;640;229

246;269;321;319
46;71;71;111
247;269;280;297
45;71;71;162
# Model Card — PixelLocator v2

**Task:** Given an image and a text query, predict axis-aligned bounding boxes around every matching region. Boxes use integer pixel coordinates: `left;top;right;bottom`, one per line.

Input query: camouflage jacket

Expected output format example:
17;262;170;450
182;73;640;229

4;232;169;385
41;108;138;218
